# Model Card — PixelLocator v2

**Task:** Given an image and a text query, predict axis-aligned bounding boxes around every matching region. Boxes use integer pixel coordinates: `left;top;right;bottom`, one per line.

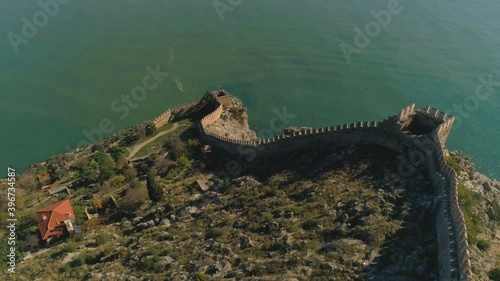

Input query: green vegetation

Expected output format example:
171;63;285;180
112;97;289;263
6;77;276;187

163;136;187;161
47;154;72;182
457;184;482;244
93;152;116;180
489;199;500;223
490;268;500;281
108;146;128;161
5;96;497;280
446;155;461;175
476;239;491;251
96;232;112;245
145;121;156;136
146;173;164;202
134;133;174;158
119;184;148;215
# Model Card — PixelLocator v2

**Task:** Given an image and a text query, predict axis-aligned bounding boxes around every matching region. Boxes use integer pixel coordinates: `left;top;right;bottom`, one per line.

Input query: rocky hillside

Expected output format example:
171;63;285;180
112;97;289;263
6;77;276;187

447;151;500;280
205;96;258;142
0;95;498;281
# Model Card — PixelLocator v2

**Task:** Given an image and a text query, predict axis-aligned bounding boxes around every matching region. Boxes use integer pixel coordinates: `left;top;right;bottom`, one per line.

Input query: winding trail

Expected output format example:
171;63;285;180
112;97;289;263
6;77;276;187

127;123;179;160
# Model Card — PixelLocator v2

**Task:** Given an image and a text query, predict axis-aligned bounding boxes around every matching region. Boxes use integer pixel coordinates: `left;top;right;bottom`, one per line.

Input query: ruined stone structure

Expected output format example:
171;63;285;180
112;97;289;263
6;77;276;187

154;90;473;281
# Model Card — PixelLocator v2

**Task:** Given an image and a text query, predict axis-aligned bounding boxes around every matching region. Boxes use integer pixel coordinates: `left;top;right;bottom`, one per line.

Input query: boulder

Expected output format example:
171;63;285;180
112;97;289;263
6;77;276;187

161;218;171;228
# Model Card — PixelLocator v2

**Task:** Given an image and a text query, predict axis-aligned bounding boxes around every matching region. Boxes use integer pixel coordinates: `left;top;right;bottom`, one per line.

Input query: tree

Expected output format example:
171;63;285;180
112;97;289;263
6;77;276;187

110;175;126;189
93;198;104;212
123;166;138;181
149;155;176;177
108;146;127;161
120;184;148;214
177;155;190;167
92;143;105;152
47;155;68;182
80;159;99;182
145;121;156;136
20;233;40;252
187;138;201;155
146;173;164;202
93;152;116;180
163;137;187;160
116;156;129;170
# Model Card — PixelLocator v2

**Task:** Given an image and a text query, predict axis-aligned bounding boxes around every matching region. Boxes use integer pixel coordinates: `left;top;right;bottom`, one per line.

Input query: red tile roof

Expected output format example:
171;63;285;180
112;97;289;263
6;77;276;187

36;199;76;241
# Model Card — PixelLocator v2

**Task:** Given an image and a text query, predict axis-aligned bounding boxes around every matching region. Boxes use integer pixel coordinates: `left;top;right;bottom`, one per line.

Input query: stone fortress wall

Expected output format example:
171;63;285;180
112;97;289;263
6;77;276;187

152;98;203;129
155;91;473;281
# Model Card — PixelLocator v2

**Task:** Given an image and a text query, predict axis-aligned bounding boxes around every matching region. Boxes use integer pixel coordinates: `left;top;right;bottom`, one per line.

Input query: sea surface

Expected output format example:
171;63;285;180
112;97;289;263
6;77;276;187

1;0;499;178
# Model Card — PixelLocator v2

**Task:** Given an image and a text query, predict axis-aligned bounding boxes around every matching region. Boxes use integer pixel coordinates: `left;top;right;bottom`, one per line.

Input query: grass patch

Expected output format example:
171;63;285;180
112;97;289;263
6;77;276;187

132;120;192;158
446;155;461;175
134;134;174;158
458;184;482;244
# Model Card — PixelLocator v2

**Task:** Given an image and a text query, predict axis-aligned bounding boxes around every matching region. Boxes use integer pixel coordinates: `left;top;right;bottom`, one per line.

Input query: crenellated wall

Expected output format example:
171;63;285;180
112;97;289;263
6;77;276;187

153;92;473;281
200;103;223;127
200;97;471;281
152;98;203;129
427;133;472;281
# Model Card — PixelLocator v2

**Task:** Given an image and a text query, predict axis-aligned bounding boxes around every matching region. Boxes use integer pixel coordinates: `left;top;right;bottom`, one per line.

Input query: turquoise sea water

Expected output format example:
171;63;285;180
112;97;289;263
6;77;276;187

1;0;499;178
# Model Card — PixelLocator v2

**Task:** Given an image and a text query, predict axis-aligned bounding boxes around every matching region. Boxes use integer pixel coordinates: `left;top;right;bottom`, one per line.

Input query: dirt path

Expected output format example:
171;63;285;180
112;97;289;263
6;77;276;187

127;123;179;160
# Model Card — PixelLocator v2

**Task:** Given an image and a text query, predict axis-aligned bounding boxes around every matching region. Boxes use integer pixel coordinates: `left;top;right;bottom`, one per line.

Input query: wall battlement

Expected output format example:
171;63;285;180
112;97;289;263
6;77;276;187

152;98;203;129
153;91;472;281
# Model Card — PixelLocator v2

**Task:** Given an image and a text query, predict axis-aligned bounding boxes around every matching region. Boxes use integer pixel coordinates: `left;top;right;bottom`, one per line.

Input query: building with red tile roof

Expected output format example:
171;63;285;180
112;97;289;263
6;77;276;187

36;199;79;243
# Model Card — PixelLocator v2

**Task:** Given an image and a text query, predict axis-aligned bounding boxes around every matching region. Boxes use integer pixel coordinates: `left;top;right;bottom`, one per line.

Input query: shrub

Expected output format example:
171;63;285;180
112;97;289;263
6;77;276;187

490;268;500;281
301;219;320;231
93;152;116;180
194;272;208;281
163;137;187;160
187;138;201;155
73;205;87;223
462;212;480;244
457;184;482;244
205;228;225;240
145;121;156;136
47;155;69;182
476;239;491;251
20;233;40;252
110;175;126;189
93;198;104;212
96;233;112;245
139;255;163;273
80;159;99;182
123;166;138;180
51;242;77;259
119;185;148;213
177;155;191;167
490;200;500;223
82;218;103;231
108;146;127;161
446;155;461;175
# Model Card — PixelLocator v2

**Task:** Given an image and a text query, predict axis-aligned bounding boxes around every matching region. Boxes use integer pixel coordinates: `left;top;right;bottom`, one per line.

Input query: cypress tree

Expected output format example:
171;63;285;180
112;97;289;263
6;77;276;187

146;173;164;202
